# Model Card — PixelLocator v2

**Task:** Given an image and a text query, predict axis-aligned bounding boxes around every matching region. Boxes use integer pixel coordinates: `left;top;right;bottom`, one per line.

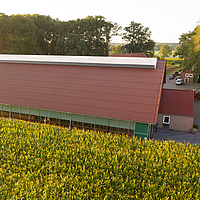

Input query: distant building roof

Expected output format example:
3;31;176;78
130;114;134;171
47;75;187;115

0;55;166;124
109;53;147;58
159;89;194;117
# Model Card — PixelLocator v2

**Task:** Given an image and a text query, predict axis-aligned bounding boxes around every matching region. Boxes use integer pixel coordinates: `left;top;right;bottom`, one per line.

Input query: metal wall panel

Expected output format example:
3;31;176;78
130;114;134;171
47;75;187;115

40;110;49;117
50;111;59;119
0;103;151;139
95;117;108;126
194;75;198;83
135;122;148;133
84;115;95;124
11;106;20;113
134;132;148;139
30;108;39;116
21;107;29;114
129;122;135;130
108;119;118;128
2;105;10;112
71;114;82;122
119;120;129;129
135;122;148;139
60;112;70;120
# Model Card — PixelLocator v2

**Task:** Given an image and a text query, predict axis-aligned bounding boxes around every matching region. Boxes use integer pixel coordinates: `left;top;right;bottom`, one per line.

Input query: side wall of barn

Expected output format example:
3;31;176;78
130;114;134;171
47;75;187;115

0;103;151;139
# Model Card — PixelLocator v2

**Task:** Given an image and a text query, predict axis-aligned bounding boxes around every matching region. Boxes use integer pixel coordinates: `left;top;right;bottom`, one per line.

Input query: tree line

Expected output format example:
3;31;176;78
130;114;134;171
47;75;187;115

154;43;178;51
0;13;155;57
174;25;200;73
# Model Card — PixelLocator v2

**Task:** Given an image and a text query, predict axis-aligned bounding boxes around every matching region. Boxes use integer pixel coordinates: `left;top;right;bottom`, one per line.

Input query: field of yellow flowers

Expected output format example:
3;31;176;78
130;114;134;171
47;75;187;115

0;119;200;199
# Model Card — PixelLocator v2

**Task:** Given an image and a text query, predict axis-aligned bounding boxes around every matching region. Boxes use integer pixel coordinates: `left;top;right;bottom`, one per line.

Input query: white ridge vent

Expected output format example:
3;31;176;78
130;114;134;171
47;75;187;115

0;55;157;69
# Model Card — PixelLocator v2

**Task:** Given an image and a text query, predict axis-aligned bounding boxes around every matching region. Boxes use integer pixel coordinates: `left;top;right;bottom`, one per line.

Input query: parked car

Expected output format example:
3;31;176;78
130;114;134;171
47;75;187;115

169;75;174;80
176;79;184;85
176;76;180;80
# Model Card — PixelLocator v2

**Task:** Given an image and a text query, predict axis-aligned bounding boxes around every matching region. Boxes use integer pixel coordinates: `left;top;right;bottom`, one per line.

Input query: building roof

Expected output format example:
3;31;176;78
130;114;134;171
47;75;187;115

0;55;157;69
0;55;166;124
109;53;147;58
159;89;194;117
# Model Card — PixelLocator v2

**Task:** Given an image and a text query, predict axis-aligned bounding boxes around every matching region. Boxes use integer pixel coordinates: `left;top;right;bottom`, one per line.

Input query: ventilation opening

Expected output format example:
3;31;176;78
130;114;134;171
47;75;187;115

163;116;170;128
163;116;170;124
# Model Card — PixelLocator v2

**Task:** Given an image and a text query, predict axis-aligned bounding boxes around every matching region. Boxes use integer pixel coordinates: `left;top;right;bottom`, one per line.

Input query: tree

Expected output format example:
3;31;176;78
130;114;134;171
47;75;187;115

110;45;122;54
193;25;200;52
54;15;119;56
159;44;172;58
174;30;197;71
4;14;40;54
192;26;200;73
82;15;119;56
0;14;120;56
54;18;89;56
122;21;155;57
55;32;88;56
173;27;200;73
0;13;12;53
174;30;195;59
32;14;53;54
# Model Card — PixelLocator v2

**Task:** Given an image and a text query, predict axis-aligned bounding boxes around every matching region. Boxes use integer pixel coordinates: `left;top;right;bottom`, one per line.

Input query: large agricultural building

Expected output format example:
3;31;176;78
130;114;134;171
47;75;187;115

0;55;166;139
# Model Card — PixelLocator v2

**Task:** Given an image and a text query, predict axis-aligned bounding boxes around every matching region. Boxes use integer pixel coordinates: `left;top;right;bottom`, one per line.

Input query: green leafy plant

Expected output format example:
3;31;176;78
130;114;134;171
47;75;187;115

193;123;199;129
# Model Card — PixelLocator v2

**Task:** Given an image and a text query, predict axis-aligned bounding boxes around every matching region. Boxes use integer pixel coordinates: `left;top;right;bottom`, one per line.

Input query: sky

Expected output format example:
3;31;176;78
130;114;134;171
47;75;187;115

1;0;200;43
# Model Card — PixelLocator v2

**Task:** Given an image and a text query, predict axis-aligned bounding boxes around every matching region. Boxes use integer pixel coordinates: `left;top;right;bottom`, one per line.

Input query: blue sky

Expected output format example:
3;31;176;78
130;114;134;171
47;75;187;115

1;0;200;43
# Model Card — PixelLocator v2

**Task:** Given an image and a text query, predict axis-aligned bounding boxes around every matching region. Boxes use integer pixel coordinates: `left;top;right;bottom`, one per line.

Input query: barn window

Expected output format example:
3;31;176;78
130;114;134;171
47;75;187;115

189;73;193;77
185;73;189;77
163;116;170;125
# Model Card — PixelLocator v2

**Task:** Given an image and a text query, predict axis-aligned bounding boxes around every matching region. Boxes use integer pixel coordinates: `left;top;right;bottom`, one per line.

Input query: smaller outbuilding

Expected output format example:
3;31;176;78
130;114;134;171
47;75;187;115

157;89;194;132
180;70;200;83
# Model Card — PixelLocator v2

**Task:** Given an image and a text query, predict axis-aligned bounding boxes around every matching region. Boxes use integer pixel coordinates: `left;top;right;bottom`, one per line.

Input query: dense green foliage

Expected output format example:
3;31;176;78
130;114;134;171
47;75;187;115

159;44;172;58
154;43;179;51
193;123;199;129
194;26;200;52
110;44;123;54
0;13;157;56
0;119;200;199
0;14;119;56
174;26;200;73
122;21;155;57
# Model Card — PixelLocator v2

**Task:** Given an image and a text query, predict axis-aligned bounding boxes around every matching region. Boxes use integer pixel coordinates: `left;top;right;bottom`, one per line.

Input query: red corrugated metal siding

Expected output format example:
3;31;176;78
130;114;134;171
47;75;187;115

109;53;147;57
159;89;194;117
0;60;165;124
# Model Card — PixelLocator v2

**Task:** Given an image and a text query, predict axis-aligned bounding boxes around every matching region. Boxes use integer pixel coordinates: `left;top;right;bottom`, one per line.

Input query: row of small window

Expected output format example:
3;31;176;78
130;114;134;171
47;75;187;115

185;73;193;78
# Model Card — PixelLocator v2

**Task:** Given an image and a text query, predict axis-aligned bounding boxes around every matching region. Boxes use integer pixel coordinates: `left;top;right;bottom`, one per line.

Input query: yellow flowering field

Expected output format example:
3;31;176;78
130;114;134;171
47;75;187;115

0;119;200;199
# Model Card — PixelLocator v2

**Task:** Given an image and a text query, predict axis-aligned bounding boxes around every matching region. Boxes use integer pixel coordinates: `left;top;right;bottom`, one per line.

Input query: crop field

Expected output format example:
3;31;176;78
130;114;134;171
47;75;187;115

166;65;181;75
0;119;200;199
165;58;183;74
165;57;183;61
